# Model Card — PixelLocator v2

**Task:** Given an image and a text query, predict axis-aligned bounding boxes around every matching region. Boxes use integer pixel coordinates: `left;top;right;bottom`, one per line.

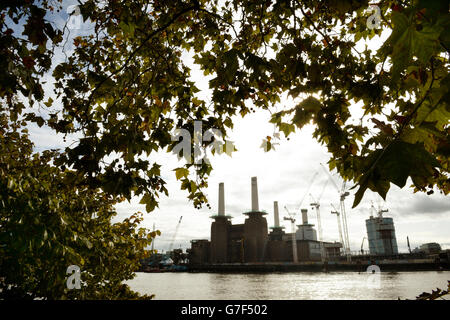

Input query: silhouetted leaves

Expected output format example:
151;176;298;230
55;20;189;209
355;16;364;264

1;0;449;299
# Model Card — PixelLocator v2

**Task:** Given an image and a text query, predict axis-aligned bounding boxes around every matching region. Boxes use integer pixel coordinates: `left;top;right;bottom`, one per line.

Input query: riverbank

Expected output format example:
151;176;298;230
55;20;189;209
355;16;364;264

187;260;449;273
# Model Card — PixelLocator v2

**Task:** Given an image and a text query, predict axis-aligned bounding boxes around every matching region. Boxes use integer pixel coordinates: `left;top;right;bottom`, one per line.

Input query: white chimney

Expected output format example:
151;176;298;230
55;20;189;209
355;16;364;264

218;182;225;216
251;177;259;212
274;201;280;227
301;209;308;225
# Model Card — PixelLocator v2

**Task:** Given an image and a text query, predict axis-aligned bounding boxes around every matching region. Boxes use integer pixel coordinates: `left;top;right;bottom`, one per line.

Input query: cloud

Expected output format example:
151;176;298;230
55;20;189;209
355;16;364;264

382;185;450;218
406;195;450;215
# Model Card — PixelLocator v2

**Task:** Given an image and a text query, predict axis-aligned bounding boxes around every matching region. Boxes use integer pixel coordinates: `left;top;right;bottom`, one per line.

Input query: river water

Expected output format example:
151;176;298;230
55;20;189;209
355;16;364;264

126;271;450;300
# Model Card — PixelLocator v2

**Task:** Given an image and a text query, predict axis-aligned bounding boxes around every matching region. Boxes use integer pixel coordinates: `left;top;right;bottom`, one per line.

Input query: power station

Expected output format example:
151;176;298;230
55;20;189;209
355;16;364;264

190;177;343;265
143;176;449;272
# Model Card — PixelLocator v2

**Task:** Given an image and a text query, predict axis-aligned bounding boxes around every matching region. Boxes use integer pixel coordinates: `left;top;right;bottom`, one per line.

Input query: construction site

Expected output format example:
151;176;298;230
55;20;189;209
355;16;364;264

182;176;450;272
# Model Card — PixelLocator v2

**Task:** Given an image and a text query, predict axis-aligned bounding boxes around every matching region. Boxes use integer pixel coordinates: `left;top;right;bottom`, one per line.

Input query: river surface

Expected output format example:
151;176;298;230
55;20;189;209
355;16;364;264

126;271;450;300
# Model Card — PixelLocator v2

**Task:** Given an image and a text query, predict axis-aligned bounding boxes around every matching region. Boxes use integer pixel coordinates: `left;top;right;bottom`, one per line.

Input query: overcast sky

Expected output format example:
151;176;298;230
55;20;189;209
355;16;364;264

25;1;450;254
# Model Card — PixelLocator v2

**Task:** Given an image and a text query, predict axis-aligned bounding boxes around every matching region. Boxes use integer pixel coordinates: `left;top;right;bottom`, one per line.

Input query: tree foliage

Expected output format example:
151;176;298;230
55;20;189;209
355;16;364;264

2;0;448;208
414;280;450;300
0;0;449;299
0;113;157;299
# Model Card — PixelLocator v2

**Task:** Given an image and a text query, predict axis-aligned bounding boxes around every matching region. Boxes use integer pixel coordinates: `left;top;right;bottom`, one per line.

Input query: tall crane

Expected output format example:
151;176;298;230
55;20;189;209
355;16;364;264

331;203;344;252
168;216;183;252
378;208;388;219
361;237;366;255
370;201;377;217
372;201;389;220
283;171;319;263
321;164;351;260
309;179;329;262
284;207;298;263
294;171;319;213
340;181;351;259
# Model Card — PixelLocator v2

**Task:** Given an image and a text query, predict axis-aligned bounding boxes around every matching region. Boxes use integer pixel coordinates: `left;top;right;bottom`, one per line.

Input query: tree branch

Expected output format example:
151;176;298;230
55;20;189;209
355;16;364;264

89;4;198;101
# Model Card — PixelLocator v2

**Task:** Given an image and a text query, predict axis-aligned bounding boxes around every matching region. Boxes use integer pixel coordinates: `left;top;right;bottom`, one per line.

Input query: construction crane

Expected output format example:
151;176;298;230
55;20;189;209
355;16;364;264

284;207;298;263
339;181;351;259
309;179;329;262
361;237;366;255
370;201;377;217
372;201;389;220
321;164;351;261
407;236;412;254
282;171;319;263
293;171;319;213
331;203;344;252
168;216;183;252
378;208;388;219
373;195;390;216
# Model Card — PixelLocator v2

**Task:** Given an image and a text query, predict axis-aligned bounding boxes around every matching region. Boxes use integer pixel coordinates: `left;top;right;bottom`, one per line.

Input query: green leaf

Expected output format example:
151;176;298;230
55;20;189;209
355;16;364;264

292;97;322;128
44;97;53;107
279;122;296;137
384;11;441;80
352;141;440;207
223;49;239;82
36;116;45;127
174;167;189;180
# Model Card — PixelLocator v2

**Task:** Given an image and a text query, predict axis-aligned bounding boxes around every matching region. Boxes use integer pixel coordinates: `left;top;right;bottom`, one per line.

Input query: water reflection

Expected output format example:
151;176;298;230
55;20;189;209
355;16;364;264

126;271;450;300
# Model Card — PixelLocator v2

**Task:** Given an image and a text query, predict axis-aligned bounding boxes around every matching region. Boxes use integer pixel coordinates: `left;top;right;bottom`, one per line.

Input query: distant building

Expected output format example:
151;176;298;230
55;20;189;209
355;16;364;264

366;212;398;256
188;239;210;265
416;243;442;254
295;209;318;241
323;242;343;259
188;177;343;265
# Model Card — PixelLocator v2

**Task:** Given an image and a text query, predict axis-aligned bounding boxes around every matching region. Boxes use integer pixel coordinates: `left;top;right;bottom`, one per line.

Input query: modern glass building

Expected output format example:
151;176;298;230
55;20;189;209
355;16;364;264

366;216;398;256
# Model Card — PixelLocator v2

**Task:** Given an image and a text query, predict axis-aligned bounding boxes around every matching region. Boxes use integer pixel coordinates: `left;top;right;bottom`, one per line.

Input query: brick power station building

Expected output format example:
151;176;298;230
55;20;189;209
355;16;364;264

188;177;342;265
